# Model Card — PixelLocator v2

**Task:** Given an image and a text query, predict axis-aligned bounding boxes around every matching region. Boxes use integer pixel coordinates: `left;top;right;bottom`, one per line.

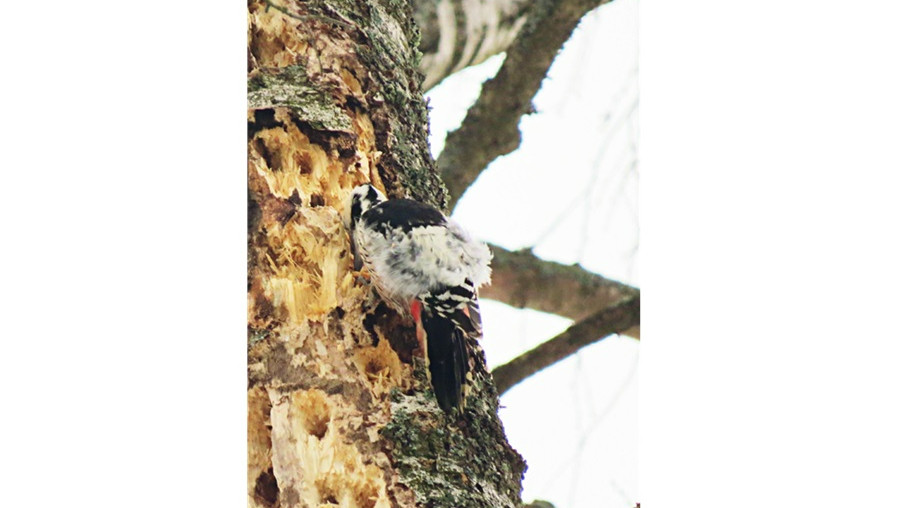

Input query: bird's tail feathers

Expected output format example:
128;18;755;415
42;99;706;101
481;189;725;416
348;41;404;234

420;310;470;412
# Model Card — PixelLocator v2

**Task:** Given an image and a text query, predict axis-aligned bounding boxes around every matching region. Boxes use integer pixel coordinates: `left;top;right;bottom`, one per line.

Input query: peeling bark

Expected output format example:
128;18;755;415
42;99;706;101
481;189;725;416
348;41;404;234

247;1;524;506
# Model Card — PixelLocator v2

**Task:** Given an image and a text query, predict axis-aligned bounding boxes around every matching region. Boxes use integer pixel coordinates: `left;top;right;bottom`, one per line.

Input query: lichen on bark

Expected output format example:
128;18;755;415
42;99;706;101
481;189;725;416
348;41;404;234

249;65;354;132
381;351;525;507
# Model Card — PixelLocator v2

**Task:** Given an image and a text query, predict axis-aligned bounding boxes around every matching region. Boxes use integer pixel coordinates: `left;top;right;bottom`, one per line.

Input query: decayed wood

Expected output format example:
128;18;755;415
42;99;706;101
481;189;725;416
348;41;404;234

247;1;524;506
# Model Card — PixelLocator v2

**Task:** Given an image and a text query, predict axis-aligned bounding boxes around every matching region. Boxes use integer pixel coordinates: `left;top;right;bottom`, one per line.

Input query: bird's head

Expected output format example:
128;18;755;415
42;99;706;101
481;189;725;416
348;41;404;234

342;184;387;231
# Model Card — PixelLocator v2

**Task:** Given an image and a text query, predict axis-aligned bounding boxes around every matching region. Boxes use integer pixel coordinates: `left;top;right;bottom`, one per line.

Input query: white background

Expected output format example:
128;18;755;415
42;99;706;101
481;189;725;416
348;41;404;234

3;1;900;507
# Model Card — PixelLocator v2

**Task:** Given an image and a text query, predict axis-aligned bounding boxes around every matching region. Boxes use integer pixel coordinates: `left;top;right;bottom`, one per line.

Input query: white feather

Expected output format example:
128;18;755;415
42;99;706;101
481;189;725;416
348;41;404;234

354;217;491;311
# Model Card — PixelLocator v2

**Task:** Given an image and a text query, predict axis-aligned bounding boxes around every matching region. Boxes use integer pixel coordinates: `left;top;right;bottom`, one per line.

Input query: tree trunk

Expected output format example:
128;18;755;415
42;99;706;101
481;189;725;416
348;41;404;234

247;1;525;507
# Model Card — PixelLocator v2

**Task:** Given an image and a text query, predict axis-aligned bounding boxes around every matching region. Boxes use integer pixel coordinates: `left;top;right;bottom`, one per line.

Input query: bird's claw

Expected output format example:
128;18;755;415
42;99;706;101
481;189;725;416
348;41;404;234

352;267;372;281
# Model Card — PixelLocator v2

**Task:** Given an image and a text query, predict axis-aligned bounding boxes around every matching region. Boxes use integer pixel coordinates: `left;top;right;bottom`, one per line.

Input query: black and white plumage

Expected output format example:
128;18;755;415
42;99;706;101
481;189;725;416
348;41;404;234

343;184;491;412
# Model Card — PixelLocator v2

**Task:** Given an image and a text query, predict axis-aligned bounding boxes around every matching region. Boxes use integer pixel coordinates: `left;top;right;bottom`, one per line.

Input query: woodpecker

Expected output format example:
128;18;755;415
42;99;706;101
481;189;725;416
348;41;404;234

343;184;491;412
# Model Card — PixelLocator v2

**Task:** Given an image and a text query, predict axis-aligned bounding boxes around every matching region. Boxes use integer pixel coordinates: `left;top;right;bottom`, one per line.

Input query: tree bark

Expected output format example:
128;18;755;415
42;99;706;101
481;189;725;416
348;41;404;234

247;1;525;507
412;0;532;90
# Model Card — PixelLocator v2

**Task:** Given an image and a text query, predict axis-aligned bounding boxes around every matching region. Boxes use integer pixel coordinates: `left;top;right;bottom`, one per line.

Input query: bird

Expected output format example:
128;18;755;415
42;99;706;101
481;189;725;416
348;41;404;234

343;183;492;412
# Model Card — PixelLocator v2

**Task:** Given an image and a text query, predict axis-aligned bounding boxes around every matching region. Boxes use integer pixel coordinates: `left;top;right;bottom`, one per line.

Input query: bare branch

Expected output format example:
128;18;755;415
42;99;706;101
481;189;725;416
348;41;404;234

437;0;616;209
492;294;639;395
523;501;556;508
484;246;640;394
481;244;640;339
